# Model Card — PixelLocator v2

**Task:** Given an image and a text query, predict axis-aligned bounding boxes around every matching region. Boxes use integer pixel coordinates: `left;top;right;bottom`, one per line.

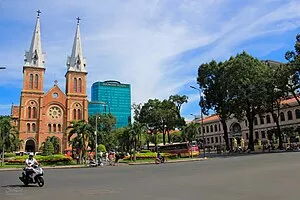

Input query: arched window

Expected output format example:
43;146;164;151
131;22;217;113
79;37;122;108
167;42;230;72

33;107;37;118
77;109;82;120
32;123;36;132
287;111;293;120
58;124;61;132
266;115;271;123
210;125;213;132
27;123;30;133
28;107;31;118
254;117;258;125
280;112;285;121
206;126;209;133
53;124;57;132
34;74;38;89
296;109;300;119
48;124;51;132
74;78;77;92
78;78;82;93
260;117;264;124
29;74;33;89
202;127;205;134
73;109;77;120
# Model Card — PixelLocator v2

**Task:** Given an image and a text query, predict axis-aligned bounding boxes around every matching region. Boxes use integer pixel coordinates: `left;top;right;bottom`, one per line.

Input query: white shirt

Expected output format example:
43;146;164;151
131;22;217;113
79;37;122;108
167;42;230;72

25;158;38;166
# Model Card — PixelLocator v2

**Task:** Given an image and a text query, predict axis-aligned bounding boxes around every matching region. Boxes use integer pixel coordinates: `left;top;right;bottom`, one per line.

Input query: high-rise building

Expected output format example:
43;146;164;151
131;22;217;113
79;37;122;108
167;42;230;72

11;12;88;153
88;80;131;128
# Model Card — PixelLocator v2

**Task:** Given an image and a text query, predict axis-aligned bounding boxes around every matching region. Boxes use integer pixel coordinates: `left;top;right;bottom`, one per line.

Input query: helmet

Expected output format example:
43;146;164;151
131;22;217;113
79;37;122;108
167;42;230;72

29;152;34;156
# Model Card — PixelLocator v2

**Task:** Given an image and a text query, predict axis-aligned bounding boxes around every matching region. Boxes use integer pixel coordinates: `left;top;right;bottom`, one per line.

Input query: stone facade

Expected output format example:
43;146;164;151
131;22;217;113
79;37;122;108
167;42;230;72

11;14;88;153
193;97;300;147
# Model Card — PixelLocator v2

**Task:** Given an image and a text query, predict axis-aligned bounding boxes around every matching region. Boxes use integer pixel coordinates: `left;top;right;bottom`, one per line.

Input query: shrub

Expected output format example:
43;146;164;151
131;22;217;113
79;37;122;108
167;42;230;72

4;153;16;158
7;154;73;165
43;141;54;156
97;144;106;153
140;150;151;153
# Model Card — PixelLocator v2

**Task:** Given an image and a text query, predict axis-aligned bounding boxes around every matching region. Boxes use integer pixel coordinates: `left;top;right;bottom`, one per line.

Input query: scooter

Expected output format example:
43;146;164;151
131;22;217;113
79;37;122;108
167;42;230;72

19;164;45;187
88;159;104;167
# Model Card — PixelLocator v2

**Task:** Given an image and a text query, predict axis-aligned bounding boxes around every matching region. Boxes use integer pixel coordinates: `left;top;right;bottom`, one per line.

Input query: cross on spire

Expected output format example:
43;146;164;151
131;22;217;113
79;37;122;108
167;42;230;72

54;80;58;85
76;17;81;24
37;10;41;18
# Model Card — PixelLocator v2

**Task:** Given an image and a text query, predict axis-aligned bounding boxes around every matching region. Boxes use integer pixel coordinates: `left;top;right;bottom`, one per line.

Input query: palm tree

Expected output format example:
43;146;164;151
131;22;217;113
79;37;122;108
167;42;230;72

67;120;93;164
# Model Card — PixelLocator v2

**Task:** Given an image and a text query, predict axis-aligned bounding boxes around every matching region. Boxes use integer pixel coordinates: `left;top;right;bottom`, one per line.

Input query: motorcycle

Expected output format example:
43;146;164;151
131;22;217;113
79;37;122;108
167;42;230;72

155;156;166;164
88;159;104;168
19;164;44;187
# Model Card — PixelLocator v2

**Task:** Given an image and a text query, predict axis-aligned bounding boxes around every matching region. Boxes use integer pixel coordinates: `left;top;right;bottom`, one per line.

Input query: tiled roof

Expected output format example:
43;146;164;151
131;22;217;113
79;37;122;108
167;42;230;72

193;96;300;124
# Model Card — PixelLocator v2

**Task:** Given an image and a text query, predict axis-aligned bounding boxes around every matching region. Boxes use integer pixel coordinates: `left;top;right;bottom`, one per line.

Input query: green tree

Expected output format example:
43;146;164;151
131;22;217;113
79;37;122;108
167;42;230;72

42;140;54;156
264;62;291;150
197;60;232;150
97;144;106;152
285;34;300;105
67;120;93;163
46;136;60;154
226;52;270;151
89;114;117;151
181;123;199;142
0;116;22;152
139;97;186;145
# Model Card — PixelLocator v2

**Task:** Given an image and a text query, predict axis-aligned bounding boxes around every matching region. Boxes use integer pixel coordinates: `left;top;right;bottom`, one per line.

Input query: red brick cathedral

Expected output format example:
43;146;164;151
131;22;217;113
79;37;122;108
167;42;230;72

11;12;88;153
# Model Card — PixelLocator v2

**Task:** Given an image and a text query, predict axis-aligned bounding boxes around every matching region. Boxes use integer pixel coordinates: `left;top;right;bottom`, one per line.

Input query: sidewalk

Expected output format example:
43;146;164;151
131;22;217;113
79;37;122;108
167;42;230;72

128;157;209;165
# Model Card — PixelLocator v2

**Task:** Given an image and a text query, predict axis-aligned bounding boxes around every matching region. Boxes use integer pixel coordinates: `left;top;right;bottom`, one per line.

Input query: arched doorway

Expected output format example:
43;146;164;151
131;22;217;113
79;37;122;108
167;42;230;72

25;139;36;153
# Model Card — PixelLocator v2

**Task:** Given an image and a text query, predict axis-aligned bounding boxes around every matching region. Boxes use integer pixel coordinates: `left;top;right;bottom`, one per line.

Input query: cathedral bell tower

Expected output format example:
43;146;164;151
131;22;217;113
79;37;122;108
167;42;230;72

19;10;45;137
65;17;88;125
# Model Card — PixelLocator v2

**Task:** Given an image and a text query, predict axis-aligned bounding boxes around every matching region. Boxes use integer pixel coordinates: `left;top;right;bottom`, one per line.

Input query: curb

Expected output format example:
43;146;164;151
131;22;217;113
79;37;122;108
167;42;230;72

128;157;209;165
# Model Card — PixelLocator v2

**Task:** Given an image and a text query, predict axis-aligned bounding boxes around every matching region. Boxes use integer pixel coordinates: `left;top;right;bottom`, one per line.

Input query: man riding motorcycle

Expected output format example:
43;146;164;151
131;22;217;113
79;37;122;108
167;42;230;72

24;152;39;180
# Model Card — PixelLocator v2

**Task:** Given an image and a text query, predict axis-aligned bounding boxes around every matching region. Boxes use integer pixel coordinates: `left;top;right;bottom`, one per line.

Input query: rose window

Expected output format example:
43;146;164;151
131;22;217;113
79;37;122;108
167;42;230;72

48;106;62;119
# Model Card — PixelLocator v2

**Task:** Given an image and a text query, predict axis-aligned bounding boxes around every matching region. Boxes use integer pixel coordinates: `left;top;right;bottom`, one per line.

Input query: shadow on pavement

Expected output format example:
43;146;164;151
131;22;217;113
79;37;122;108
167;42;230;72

1;184;38;188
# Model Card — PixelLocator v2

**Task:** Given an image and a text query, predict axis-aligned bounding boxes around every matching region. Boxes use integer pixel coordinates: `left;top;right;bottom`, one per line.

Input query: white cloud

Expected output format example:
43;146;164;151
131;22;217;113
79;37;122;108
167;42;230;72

1;0;300;119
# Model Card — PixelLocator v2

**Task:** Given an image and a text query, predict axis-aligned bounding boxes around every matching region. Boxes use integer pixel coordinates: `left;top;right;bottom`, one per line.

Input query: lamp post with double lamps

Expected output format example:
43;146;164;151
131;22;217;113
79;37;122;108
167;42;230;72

190;85;206;159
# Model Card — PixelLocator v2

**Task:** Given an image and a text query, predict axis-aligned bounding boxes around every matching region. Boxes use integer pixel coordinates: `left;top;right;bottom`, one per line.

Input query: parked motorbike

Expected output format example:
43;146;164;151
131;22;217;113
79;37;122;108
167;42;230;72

19;164;44;187
88;159;104;167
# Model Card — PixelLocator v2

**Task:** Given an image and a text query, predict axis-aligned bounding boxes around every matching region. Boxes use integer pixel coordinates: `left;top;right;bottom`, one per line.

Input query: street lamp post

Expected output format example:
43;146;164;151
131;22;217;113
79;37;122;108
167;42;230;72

95;115;98;163
90;101;110;164
190;85;206;159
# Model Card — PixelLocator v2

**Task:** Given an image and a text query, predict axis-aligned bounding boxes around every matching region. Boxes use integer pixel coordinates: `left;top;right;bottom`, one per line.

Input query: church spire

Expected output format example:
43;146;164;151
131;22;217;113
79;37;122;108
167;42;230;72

24;10;45;68
66;17;86;72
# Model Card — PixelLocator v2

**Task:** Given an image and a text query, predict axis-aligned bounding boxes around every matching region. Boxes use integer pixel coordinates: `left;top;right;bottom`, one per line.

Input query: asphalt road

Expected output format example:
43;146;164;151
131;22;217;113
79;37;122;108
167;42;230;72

1;152;300;200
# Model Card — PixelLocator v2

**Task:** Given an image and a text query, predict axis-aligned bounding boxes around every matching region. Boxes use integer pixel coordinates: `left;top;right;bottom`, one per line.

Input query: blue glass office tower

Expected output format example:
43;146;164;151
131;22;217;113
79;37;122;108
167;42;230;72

88;80;131;128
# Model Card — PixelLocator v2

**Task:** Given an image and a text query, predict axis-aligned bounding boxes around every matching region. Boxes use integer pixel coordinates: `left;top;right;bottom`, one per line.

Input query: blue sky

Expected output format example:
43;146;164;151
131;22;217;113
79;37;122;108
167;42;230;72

0;0;300;121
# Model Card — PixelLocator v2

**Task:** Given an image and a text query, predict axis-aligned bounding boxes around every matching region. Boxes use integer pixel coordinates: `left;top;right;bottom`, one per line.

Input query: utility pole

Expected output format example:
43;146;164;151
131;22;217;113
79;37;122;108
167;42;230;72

190;85;206;159
95;115;98;163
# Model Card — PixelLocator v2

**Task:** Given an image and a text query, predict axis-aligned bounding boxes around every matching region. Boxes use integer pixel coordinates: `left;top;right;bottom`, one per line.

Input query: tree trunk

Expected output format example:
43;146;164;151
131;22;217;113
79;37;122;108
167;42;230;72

162;132;166;145
247;116;254;152
246;103;255;151
167;129;171;144
220;119;230;150
272;108;283;149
